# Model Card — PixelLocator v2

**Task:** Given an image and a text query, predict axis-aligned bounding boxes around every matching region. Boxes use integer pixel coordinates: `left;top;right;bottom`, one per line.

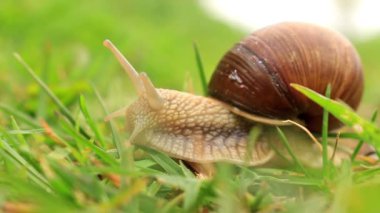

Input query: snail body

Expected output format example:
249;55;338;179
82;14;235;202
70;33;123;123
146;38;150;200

125;89;274;165
124;88;330;167
104;22;364;168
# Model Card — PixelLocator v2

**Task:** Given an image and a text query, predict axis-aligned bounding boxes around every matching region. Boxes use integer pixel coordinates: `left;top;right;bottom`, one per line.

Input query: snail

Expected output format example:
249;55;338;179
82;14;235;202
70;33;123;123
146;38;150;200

104;22;365;169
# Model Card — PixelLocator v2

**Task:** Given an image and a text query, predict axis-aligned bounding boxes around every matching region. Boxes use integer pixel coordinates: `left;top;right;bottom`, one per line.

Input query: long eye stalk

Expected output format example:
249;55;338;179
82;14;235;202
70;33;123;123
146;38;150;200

103;39;164;110
103;39;144;95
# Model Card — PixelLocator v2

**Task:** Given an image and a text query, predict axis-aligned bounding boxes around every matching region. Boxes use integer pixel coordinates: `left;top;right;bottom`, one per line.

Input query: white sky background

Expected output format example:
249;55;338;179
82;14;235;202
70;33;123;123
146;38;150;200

200;0;380;40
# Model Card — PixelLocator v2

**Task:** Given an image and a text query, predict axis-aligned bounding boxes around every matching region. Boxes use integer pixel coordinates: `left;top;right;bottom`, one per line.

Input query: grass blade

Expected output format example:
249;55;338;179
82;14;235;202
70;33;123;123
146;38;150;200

140;147;182;175
58;115;118;166
10;116;29;149
276;127;310;177
245;125;262;162
322;84;331;178
193;43;207;95
79;95;106;148
0;103;39;128
291;84;380;147
0;137;51;191
243;167;322;187
7;129;45;135
13;53;91;139
40;118;85;162
92;84;122;158
99;178;146;211
351;110;378;160
157;174;206;211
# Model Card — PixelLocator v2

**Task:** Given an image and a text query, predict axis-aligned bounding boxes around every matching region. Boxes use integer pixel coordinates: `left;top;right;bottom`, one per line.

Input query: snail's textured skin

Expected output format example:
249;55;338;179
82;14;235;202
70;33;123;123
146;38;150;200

126;89;275;165
125;89;348;167
209;22;363;132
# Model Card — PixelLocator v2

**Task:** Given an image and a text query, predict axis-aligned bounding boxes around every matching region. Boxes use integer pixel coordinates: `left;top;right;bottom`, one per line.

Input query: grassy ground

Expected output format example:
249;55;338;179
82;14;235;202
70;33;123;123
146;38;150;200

1;0;380;212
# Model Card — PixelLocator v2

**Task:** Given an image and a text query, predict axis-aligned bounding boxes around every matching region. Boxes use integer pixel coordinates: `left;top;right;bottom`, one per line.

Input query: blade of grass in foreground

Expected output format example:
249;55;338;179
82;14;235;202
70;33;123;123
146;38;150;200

291;84;380;148
58;114;117;166
245;125;262;162
156;174;210;212
140;147;182;175
13;53;91;140
351;110;378;160
193;43;208;95
276;127;310;177
322;85;331;178
0;137;51;191
242;167;323;187
10;116;29;149
79;95;106;148
92;84;122;158
0;103;40;128
6;129;45;135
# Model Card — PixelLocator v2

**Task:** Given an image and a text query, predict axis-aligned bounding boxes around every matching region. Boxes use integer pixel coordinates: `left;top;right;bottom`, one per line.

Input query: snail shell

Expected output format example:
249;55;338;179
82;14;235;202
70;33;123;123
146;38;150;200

208;22;364;132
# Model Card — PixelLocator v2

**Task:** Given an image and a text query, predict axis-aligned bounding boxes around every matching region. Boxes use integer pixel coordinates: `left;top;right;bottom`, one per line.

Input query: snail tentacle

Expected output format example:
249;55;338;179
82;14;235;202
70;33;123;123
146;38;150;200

103;39;144;95
139;72;164;110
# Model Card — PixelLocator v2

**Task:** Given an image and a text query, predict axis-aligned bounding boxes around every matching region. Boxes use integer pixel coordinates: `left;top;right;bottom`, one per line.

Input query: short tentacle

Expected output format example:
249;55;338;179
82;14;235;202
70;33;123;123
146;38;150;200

139;72;164;110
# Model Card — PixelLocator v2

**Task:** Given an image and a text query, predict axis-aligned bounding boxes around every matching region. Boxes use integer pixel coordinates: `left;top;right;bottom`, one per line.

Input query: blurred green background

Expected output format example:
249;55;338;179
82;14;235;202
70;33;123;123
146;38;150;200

0;0;379;121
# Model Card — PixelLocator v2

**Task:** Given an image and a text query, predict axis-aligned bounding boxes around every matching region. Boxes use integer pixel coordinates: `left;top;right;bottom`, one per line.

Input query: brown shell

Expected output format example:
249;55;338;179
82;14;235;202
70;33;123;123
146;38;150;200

208;22;364;132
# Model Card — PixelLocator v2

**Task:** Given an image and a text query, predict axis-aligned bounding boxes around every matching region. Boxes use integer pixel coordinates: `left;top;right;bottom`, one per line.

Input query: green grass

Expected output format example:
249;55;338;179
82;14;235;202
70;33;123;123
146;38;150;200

1;46;379;213
1;0;380;212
